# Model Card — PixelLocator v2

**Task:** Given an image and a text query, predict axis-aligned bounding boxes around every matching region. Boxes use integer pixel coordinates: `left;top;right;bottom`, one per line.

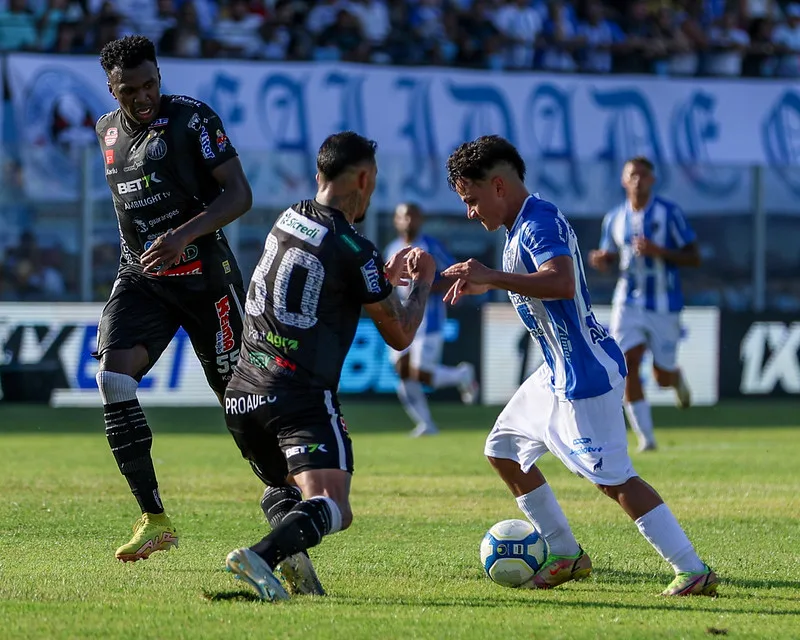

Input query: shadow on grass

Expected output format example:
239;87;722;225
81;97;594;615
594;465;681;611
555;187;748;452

600;569;800;592
1;400;798;434
201;589;262;603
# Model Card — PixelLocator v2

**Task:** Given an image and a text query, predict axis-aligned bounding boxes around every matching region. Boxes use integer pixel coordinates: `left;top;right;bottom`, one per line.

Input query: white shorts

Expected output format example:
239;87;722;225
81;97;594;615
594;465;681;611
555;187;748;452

610;305;681;371
388;332;443;373
484;367;636;486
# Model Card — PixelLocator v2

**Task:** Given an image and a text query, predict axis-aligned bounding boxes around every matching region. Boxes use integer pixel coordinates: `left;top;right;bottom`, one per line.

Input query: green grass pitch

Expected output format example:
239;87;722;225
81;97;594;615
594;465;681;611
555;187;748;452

1;401;799;639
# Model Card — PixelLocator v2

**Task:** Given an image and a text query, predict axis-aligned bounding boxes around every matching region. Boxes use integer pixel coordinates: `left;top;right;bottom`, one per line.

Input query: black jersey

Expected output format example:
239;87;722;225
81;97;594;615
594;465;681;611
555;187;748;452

231;200;393;392
97;94;241;288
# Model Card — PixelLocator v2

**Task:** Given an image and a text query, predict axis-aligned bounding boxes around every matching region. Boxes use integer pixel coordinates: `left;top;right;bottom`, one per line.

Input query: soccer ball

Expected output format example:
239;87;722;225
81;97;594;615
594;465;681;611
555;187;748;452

480;519;548;588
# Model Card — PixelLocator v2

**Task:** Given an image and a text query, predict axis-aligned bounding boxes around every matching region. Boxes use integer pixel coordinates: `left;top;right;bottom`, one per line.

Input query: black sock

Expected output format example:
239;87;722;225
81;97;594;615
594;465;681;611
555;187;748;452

260;485;302;529
104;399;163;514
250;498;335;569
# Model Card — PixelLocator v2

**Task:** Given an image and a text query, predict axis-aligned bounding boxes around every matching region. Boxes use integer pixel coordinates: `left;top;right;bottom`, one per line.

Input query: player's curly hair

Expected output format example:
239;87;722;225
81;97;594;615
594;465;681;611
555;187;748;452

317;131;377;180
446;135;526;190
100;35;157;76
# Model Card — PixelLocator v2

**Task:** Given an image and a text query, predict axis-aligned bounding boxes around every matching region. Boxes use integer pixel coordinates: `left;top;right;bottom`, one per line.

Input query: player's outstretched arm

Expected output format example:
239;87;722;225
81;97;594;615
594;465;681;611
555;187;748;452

634;238;701;267
364;248;435;351
443;256;575;302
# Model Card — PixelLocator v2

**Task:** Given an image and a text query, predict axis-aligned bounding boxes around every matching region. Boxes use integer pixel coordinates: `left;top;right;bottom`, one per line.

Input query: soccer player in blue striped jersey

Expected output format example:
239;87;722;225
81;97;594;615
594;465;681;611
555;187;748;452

589;157;700;452
385;203;479;437
442;136;717;597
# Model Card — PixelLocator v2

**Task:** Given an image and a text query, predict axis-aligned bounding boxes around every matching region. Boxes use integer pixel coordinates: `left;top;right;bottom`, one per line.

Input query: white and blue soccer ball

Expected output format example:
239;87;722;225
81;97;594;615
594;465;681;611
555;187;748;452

480;519;548;588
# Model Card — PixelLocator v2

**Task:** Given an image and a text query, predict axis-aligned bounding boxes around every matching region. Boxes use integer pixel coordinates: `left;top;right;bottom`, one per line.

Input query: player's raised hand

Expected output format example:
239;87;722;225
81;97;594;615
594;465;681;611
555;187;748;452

141;228;190;273
588;249;615;271
441;258;494;285
384;246;412;286
442;279;491;305
406;248;436;284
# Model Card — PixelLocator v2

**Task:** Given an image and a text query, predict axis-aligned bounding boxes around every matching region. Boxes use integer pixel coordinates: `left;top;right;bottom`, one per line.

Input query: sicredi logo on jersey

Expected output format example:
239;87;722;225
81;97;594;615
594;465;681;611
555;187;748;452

276;209;328;247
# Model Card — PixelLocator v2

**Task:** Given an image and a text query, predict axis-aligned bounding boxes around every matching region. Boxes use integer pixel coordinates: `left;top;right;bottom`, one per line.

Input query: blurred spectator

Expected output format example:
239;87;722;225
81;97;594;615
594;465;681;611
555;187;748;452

159;0;204;57
742;16;778;76
257;20;291;60
212;0;263;59
91;1;122;51
0;0;39;51
37;0;84;51
493;0;543;69
773;3;800;76
306;0;339;35
2;231;67;300
348;0;390;46
315;9;370;62
539;1;579;71
707;10;750;76
135;0;177;45
577;0;626;73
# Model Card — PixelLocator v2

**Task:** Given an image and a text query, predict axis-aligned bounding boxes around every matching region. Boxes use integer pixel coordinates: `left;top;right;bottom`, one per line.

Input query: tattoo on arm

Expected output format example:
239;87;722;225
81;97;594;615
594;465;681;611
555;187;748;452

379;280;431;334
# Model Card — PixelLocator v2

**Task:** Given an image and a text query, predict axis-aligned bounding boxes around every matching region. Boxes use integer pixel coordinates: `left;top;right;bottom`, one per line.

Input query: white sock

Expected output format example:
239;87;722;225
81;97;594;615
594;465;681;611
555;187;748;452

516;484;580;557
432;364;468;389
635;503;705;573
397;380;435;429
309;495;343;534
625;400;656;445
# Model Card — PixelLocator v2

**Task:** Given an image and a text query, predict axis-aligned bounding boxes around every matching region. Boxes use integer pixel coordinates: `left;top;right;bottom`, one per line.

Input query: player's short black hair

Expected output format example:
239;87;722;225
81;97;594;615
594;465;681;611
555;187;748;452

625;155;655;172
100;35;158;76
316;131;377;180
446;135;526;190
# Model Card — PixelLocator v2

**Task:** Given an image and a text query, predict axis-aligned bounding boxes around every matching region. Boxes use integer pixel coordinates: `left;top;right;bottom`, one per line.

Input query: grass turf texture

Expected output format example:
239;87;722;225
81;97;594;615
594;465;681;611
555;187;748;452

0;401;798;639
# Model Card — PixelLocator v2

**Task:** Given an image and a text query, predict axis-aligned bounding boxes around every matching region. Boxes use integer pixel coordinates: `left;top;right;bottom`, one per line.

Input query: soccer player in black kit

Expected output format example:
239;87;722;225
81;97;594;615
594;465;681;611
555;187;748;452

94;36;253;562
222;132;436;600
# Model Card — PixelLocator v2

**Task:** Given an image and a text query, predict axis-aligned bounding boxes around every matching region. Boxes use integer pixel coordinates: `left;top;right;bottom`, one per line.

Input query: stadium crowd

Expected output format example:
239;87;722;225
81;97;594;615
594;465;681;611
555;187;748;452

0;0;798;77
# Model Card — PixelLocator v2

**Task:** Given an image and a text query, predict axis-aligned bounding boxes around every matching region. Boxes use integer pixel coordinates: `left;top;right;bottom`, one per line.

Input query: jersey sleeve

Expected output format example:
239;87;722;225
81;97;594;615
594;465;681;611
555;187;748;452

667;204;696;248
599;211;617;252
183;100;238;172
519;202;572;270
426;236;456;284
341;231;393;304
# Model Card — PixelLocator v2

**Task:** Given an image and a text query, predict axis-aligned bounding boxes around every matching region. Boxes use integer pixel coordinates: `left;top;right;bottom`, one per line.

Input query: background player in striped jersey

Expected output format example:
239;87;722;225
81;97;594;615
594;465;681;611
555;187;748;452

385;203;479;437
441;136;717;597
588;157;701;452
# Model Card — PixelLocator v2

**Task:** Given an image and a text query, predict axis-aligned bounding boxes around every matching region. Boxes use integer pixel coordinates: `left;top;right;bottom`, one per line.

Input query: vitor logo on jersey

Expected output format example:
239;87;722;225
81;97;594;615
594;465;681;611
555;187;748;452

740;322;800;394
117;173;162;195
215;295;236;355
360;259;382;294
199;126;215;160
276;209;328;247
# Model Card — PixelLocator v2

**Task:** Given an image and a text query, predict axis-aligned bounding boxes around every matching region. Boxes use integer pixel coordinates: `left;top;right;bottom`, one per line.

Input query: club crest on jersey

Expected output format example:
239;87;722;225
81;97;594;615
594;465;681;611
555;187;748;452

276;209;327;247
145;136;168;161
132;218;148;233
187;113;201;131
215;295;236;355
360;258;383;294
104;127;118;146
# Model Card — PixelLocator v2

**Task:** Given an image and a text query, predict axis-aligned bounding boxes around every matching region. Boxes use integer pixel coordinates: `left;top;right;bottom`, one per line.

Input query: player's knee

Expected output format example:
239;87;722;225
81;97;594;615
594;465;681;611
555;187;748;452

339;504;354;530
95;370;139;405
594;483;620;500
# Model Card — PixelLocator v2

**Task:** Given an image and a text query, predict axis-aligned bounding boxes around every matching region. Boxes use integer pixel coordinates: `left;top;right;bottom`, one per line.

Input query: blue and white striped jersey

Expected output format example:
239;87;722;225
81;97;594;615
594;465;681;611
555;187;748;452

505;195;627;400
600;196;696;313
385;233;455;335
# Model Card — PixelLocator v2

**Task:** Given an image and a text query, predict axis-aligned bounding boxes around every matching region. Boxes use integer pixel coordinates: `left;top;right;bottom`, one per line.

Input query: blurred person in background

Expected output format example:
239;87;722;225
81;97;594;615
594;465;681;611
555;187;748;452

36;0;84;51
538;0;580;71
742;16;778;76
773;2;800;76
385;203;479;438
589;157;700;452
493;0;543;69
706;9;750;76
212;0;263;59
576;0;626;73
0;0;39;51
158;0;204;57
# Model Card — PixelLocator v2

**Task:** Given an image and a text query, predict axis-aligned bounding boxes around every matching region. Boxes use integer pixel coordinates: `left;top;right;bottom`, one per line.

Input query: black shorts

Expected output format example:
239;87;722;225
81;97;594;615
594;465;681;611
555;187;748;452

223;387;354;485
95;271;245;395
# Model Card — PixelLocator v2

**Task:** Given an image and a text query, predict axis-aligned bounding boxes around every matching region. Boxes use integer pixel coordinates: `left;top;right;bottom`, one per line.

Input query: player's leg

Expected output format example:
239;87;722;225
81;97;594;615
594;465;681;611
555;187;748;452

648;311;691;409
223;389;323;597
95;276;180;561
484;369;590;589
226;389;353;600
393;344;438;437
551;386;717;596
611;304;656;451
416;333;479;405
